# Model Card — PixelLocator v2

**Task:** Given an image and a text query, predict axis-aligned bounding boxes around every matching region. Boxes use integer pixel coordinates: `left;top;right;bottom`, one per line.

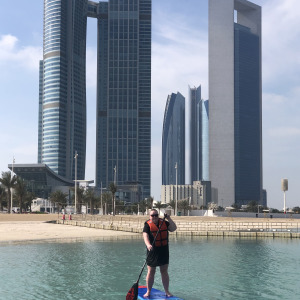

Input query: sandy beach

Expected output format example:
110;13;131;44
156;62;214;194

1;213;300;243
0;214;139;244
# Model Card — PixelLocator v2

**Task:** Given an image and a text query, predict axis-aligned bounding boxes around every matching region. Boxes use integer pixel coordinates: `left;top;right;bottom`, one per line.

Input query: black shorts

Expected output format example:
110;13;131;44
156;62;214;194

146;245;169;267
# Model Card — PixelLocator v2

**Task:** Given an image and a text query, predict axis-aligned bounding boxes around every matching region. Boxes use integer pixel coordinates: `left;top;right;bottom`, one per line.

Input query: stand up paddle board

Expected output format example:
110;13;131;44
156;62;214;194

138;286;184;300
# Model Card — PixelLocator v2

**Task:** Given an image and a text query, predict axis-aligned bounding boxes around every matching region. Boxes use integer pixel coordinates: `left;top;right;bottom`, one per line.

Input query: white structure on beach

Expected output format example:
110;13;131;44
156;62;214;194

31;198;54;213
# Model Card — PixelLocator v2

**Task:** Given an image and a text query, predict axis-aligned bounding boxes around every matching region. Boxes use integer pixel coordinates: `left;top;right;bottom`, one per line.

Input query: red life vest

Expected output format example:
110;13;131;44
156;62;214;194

147;218;168;247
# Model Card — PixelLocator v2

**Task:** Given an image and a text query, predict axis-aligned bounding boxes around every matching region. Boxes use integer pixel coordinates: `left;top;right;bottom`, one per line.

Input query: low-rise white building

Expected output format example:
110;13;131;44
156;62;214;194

31;198;55;213
160;181;211;208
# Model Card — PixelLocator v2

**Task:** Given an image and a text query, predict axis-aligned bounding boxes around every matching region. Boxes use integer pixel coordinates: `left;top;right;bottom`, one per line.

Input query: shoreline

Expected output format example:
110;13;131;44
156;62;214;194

1;214;300;244
0;214;139;244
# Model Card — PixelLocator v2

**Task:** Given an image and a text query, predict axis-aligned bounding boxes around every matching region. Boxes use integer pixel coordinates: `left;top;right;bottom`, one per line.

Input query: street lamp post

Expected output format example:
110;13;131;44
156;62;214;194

74;151;78;214
114;165;117;185
113;165;117;216
281;179;288;215
10;156;15;214
175;162;178;216
100;182;103;215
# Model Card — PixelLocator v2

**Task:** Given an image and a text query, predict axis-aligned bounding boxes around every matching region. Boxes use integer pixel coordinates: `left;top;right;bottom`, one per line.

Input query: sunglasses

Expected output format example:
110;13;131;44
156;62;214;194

150;214;158;217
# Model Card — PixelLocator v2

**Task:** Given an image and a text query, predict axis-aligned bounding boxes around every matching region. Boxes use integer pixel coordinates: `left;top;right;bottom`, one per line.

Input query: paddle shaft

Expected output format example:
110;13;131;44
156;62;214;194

136;215;167;283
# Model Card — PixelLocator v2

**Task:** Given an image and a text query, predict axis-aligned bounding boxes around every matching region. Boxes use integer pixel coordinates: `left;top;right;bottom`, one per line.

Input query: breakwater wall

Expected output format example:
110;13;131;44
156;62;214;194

57;215;300;238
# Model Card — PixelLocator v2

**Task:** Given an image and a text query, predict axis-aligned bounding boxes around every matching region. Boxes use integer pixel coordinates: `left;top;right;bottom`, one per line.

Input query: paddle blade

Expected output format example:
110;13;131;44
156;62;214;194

126;282;138;300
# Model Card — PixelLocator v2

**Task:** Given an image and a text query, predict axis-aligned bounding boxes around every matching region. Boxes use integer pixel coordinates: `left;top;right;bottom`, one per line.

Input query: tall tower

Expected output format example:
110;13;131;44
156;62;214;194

38;0;152;196
189;86;201;183
162;92;185;185
201;99;209;181
96;0;152;197
189;86;209;183
39;0;87;180
209;0;262;207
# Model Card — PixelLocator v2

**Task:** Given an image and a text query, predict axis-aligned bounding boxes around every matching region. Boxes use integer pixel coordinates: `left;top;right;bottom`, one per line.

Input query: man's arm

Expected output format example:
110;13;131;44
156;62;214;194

165;214;177;232
143;232;153;251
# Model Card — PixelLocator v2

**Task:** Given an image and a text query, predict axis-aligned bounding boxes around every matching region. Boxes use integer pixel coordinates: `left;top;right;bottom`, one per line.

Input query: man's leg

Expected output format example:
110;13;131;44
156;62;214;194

160;264;173;297
144;266;156;297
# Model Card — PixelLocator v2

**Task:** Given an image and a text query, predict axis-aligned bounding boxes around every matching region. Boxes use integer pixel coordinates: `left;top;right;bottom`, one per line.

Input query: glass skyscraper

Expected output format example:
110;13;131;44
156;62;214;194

189;86;209;183
234;23;261;205
209;0;262;207
38;0;151;196
95;0;151;196
162;92;185;185
201;99;209;181
39;0;87;180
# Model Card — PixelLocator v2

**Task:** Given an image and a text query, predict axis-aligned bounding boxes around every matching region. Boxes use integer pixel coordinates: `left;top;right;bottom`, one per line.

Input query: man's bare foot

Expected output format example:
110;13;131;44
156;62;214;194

143;291;151;298
165;291;173;297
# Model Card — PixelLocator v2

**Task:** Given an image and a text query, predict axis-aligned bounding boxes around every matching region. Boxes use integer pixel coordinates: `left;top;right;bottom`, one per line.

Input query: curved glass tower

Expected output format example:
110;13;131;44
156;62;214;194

39;0;87;180
162;92;185;185
188;86;209;183
38;0;152;198
202;100;209;181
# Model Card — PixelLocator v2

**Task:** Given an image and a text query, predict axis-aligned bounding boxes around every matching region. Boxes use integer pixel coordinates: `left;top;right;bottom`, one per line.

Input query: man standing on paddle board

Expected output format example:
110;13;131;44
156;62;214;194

143;209;177;297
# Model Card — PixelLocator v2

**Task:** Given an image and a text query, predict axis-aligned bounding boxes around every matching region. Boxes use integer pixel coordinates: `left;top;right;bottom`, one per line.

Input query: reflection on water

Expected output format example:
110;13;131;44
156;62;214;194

170;237;300;300
0;237;299;300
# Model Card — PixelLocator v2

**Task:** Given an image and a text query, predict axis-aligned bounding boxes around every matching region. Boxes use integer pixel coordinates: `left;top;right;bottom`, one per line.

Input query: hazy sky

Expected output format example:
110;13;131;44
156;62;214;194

1;0;300;210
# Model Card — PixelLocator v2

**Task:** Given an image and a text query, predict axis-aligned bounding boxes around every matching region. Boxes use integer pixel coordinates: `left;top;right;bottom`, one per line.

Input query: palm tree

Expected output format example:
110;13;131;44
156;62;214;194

85;189;96;215
167;200;176;212
24;191;34;213
146;196;154;210
109;182;117;216
14;177;28;213
178;200;191;216
246;201;257;213
153;201;166;216
131;203;138;215
138;199;147;215
49;190;68;212
115;199;125;215
0;171;17;213
0;185;7;211
101;192;112;215
71;186;85;213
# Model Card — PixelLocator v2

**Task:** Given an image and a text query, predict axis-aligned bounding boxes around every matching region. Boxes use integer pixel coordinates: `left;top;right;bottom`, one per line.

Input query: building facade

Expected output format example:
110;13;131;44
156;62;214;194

209;0;262;207
38;0;152;198
201;99;209;181
162;92;185;185
161;181;211;208
96;0;152;197
189;86;209;183
38;0;88;180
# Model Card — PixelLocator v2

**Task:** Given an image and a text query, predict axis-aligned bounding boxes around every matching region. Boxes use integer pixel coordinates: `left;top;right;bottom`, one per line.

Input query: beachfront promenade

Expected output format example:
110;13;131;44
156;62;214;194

58;214;300;239
1;214;300;243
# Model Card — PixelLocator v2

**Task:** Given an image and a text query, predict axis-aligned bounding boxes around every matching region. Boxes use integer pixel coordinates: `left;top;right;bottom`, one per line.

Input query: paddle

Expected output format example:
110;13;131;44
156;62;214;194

126;214;167;300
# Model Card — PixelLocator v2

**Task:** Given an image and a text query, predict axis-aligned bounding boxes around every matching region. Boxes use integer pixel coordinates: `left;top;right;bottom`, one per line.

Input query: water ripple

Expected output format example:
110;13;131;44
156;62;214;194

1;237;300;300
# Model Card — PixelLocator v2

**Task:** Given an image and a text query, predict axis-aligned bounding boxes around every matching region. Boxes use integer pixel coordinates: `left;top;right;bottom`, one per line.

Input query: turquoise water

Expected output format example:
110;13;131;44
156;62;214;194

0;237;299;300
